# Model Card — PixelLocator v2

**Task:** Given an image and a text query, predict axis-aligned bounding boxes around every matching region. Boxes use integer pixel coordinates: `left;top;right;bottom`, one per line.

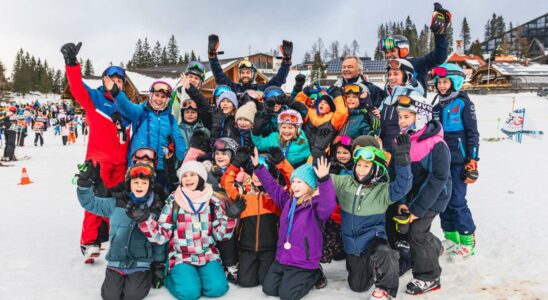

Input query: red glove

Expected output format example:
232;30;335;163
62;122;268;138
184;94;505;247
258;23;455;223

462;158;478;184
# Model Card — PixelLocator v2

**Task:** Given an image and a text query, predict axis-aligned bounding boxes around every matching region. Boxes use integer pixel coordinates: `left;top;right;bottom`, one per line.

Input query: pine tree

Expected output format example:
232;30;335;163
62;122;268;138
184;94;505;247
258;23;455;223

52;70;62;94
329;41;340;59
468;39;483;57
418;25;430;56
83;59;94;76
183;52;190;63
342;44;350;57
403;16;419;57
310;52;325;81
167;34;180;65
129;38;143;69
177;56;183;65
161;47;170;66
351;40;360;55
190;50;197;61
446;23;454;53
461;17;471;51
142;38;153;67
152;41;162;67
303;52;312;63
0;59;7;91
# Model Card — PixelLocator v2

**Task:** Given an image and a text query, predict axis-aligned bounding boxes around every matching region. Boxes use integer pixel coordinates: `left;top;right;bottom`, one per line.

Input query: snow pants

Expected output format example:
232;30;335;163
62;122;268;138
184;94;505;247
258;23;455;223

218;231;239;267
321;219;345;263
101;268;151;300
262;260;321;300
80;161;126;246
3;130;16;159
409;210;443;281
166;261;229;300
34;132;43;146
345;239;399;298
238;249;276;287
440;164;476;235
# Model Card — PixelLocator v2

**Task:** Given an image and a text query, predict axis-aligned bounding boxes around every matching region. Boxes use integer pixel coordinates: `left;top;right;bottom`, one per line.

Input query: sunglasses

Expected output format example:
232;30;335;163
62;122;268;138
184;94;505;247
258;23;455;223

133;147;157;162
344;84;362;95
181;100;198;110
104;66;126;78
129;165;153;179
431;67;465;78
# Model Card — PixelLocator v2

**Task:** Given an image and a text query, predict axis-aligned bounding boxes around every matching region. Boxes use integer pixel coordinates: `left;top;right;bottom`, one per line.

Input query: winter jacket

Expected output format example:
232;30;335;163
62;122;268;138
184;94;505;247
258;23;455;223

209;57;291;94
379;83;424;153
113;94;186;171
138;192;236;270
211;113;236;141
405;120;451;218
334;75;386;108
408;34;449;96
342;109;373;139
173;85;213;128
295;92;349;152
179;122;209;157
331;164;412;256
251;130;310;168
222;164;281;252
432;91;480;164
77;186;166;269
254;165;336;270
66;64;130;164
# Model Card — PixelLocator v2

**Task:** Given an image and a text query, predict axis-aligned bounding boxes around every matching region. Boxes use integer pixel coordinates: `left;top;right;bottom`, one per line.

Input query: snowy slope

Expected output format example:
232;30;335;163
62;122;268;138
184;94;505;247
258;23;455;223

1;93;547;299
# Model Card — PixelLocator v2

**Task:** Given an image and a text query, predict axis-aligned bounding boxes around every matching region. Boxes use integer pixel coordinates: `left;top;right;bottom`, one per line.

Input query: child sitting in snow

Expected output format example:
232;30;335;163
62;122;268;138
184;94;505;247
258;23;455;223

76;162;166;300
253;148;336;300
137;161;245;299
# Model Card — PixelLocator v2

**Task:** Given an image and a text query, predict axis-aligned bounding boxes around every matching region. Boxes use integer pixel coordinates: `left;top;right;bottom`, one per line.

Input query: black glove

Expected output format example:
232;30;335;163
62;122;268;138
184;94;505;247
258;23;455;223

76;160;95;188
293;74;306;92
328;86;342;99
151;262;165;289
125;201;151;223
109;82;120;98
190;130;211;153
430;2;452;35
281;40;293;62
225;196;247;218
276;94;291;106
208;34;219;57
252;111;269;135
268;147;285;165
360;109;381;131
211;109;225;129
232;147;250;168
315;127;335;150
60;42;82;66
394;134;411;166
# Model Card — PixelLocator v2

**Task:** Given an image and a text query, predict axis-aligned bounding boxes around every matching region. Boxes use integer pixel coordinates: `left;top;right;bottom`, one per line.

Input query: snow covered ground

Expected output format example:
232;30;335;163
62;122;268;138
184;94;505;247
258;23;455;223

1;93;547;299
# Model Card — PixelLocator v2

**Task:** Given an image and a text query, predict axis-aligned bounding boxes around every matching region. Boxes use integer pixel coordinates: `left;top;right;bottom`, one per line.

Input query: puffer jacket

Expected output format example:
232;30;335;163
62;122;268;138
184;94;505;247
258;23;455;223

251;130;310;168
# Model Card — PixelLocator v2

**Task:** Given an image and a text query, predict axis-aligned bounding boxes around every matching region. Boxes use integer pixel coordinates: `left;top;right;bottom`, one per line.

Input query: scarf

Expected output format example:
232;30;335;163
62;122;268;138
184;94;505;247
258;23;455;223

439;91;460;103
173;184;213;214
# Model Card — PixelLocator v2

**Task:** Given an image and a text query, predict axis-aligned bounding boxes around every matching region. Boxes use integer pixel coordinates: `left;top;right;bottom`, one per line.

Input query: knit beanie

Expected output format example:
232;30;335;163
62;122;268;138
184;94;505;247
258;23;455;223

217;91;239;109
352;135;380;152
290;164;318;190
235;101;257;124
177;161;208;182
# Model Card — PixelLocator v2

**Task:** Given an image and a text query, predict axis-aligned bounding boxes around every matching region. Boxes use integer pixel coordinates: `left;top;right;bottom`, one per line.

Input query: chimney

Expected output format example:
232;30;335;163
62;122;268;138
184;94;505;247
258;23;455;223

456;40;464;55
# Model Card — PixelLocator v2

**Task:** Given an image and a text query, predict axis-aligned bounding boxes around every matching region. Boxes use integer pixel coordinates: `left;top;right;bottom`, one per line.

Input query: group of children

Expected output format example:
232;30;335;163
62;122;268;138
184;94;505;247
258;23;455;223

66;3;481;299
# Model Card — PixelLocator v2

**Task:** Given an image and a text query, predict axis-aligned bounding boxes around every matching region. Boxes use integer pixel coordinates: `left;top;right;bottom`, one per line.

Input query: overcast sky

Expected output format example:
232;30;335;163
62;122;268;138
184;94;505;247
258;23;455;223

1;0;546;76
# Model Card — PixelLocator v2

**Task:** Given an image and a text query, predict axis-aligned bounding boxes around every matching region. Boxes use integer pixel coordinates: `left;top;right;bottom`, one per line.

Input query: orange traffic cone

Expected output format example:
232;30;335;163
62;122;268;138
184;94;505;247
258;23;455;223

18;167;33;185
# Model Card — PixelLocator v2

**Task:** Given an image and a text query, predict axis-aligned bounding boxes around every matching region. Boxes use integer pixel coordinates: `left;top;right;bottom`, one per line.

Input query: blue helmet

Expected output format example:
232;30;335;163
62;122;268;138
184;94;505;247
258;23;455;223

432;63;465;92
213;85;231;98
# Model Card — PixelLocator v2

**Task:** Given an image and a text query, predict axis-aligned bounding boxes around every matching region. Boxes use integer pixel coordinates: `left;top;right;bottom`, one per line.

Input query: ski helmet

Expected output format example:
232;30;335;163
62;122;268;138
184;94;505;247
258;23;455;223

396;90;432;131
212;137;239;158
102;66;127;86
432;63;465;92
386;59;415;85
213;85;231;99
277;109;303;129
125;162;156;195
185;61;206;82
352;146;388;185
238;58;257;83
149;80;173;96
379;35;410;58
264;86;286;109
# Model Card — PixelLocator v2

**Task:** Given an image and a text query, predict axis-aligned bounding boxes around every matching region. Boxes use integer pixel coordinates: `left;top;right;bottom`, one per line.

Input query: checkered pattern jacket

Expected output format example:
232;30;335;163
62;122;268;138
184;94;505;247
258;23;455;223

139;194;236;269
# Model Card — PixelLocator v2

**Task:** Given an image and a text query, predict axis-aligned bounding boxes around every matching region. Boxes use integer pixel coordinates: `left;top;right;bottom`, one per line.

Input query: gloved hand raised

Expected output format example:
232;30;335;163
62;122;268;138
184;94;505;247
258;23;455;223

208;34;220;58
76;160;97;188
394;134;411;166
268;147;285;165
430;2;452;35
60;42;82;66
232;147;250;168
225;195;247;218
280;40;293;62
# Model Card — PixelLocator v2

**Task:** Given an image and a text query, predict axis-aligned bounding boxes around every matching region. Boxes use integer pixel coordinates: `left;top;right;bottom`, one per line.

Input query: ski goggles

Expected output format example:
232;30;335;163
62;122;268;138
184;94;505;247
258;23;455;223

104;66;126;79
431;67;465;78
353;146;387;164
133;147;157;162
213;139;229;151
181;99;198;110
149;81;173;95
238;59;254;69
386;59;404;70
214;85;231;98
397;95;413;108
278;111;301;124
333;135;352;147
379;37;397;51
129;164;154;179
264;87;285;100
186;61;206;78
343;84;362;95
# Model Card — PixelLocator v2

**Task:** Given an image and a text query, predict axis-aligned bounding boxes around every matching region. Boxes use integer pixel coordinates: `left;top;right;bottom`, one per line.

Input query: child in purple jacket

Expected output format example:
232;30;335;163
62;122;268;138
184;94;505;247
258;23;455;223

252;149;336;300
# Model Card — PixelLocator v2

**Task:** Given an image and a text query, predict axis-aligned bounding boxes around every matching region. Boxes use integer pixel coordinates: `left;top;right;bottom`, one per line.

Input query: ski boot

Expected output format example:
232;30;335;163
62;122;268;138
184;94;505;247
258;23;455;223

225;264;238;285
370;288;392;300
450;233;476;262
82;244;101;264
441;231;460;256
405;277;441;295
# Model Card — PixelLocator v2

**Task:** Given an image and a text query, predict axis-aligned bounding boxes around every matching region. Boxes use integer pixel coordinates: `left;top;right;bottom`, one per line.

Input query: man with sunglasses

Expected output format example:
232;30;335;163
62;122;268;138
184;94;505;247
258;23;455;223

61;42;132;263
208;34;293;93
379;2;451;96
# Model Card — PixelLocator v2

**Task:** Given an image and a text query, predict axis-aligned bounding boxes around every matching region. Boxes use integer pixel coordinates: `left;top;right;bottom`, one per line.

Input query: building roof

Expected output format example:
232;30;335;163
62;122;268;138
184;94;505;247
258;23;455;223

492;62;548;76
325;57;387;74
447;53;486;67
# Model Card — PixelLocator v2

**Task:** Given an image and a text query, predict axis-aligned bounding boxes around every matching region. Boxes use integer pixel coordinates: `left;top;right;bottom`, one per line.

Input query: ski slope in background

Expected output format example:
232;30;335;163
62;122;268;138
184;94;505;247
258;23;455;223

1;93;547;299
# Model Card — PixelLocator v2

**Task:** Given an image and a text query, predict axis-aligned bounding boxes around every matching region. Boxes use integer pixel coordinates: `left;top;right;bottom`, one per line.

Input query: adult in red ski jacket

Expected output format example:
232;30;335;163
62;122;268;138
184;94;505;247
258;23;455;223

61;42;132;260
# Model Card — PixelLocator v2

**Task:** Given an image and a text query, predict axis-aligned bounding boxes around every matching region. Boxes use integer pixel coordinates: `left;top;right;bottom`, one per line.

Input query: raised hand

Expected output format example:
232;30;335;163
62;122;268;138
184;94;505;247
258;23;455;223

179;72;190;90
60;42;82;66
208;34;220;58
280;40;293;62
225;195;247;218
394;134;411;166
251;147;260;167
313;156;331;179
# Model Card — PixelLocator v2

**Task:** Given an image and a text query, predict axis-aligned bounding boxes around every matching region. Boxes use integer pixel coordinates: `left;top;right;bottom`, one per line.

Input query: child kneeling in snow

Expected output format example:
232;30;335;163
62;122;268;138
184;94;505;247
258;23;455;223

76;162;166;300
137;161;245;300
252;149;336;300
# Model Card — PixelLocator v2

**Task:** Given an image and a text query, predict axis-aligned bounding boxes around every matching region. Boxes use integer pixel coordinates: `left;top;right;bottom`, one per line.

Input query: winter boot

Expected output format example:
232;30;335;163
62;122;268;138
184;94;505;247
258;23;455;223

370;288;392;300
315;266;327;289
405;277;441;295
225;264;238;285
450;233;476;262
82;244;101;264
396;240;412;276
441;231;460;255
